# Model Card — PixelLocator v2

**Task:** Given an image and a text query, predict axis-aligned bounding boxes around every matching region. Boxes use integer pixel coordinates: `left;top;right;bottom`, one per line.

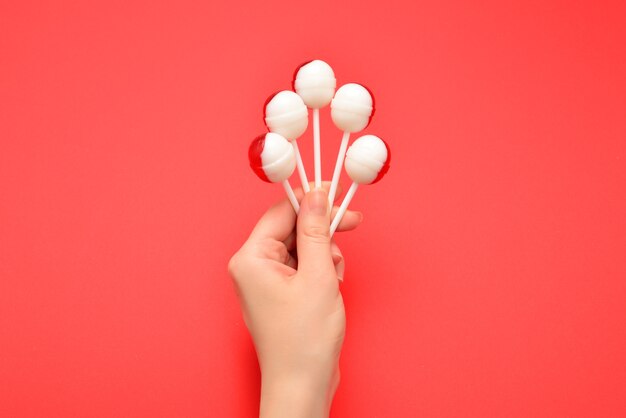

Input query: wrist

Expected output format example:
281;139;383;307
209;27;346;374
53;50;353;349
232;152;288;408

260;369;339;418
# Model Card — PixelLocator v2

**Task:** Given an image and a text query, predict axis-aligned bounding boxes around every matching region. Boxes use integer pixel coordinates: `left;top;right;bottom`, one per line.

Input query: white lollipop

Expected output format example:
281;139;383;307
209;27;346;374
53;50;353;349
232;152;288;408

264;90;310;192
327;83;374;204
249;132;300;212
330;135;390;235
293;60;336;188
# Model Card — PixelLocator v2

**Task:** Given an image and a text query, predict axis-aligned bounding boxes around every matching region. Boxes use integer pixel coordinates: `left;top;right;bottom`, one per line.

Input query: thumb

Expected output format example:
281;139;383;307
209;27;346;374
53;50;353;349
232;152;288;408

296;188;335;277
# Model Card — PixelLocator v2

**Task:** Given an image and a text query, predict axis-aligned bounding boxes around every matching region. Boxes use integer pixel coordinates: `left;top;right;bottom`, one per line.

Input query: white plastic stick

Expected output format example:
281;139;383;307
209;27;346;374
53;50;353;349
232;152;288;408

313;108;322;188
282;180;300;213
292;140;310;193
328;131;350;205
330;182;358;236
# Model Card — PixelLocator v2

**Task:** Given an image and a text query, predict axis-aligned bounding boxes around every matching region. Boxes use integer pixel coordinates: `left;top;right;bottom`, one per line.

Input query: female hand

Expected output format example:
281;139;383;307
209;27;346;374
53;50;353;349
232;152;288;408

228;184;362;418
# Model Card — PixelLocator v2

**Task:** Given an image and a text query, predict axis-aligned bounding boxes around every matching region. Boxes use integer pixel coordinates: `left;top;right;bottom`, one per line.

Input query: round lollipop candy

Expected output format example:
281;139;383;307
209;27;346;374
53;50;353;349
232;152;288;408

327;83;374;204
249;132;300;212
329;134;390;236
264;90;310;193
293;60;336;188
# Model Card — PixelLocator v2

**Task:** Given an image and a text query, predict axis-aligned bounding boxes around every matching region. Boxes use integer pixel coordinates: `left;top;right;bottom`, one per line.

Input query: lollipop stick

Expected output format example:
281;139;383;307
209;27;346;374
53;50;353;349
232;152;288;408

328;131;350;204
292;140;310;193
330;182;358;236
313;108;322;188
282;180;300;213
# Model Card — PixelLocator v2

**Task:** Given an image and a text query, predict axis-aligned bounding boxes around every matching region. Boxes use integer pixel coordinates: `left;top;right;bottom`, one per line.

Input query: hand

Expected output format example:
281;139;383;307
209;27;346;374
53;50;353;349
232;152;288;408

228;183;362;418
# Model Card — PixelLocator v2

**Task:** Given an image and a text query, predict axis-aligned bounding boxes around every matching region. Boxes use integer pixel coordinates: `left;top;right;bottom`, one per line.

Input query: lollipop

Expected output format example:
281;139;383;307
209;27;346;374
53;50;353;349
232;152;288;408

293;60;336;188
329;135;390;235
264;90;310;193
249;132;300;212
327;83;374;204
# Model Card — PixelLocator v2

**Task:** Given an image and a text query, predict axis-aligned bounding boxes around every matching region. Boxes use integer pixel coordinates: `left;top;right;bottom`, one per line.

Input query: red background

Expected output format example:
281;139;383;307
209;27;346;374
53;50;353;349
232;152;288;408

1;1;625;417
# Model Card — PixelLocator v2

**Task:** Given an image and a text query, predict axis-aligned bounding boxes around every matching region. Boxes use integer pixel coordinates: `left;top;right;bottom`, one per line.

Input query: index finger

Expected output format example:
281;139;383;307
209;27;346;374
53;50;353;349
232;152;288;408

248;197;297;243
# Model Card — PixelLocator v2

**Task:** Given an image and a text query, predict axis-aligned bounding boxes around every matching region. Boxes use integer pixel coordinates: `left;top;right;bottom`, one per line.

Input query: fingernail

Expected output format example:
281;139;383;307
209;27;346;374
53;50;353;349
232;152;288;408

309;189;328;215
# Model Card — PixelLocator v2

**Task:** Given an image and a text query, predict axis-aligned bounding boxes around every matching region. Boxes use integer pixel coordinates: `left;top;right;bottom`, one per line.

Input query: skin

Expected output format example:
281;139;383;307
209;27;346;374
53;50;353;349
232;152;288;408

228;183;362;418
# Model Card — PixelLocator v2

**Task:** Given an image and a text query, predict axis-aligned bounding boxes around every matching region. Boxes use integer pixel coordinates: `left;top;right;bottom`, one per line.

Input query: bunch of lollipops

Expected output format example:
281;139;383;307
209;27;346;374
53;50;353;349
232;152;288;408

248;60;390;236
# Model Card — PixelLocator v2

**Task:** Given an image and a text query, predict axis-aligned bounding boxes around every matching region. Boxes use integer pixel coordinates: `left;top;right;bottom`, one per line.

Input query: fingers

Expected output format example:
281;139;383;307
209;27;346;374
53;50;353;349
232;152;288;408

258;239;296;268
331;205;363;232
250;186;352;279
331;242;345;281
296;188;335;277
249;181;355;244
283;208;362;250
294;181;343;202
275;238;345;280
249;197;297;242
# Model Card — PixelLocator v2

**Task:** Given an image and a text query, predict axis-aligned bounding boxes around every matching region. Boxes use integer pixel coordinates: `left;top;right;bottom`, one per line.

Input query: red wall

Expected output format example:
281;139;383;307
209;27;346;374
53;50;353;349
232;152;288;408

1;1;625;416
